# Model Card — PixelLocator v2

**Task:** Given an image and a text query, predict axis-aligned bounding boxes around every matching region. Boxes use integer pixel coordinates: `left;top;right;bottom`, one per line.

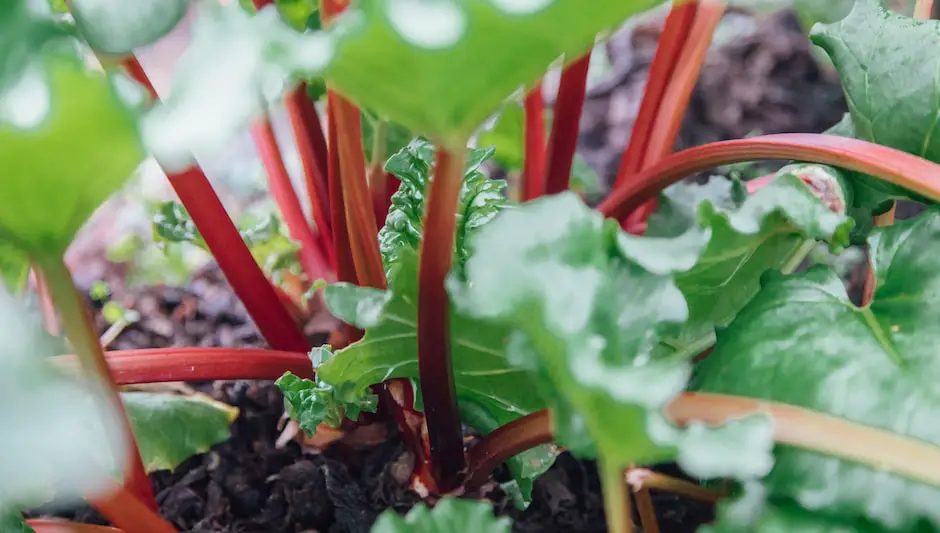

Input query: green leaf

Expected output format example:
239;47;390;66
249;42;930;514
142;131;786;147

811;0;939;209
693;209;940;531
0;18;144;257
0;509;34;533
141;2;333;172
647;165;854;359
69;0;189;54
0;244;29;295
456;192;776;477
315;249;554;501
371;498;510;533
378;139;508;280
275;0;319;31
327;0;663;145
153;201;205;249
703;489;887;533
122;391;238;472
0;291;127;506
275;346;379;435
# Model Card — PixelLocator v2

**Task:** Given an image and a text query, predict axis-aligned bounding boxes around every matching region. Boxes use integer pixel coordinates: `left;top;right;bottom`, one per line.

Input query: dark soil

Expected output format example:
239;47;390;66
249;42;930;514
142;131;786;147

33;9;849;533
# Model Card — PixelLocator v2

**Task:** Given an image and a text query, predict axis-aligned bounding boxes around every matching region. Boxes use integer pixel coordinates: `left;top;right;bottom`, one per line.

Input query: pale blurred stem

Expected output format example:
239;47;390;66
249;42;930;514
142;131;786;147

632;489;659;533
32;262;59;335
38;256;157;511
368;119;387;177
100;319;131;349
914;0;934;20
628;469;725;503
781;239;818;275
600;460;633;533
863;206;895;305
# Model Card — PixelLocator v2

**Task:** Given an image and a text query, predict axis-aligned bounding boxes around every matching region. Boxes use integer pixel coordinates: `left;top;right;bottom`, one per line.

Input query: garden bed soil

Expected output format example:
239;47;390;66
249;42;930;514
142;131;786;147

39;9;858;533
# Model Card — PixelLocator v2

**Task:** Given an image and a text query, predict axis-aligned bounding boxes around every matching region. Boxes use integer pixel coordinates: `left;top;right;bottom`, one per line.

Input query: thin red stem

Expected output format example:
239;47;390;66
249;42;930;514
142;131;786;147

330;92;387;290
522;85;547;201
465;409;553;490
543;53;592;196
250;119;332;281
325;94;359;287
598;133;940;221
54;348;315;384
121;58;309;352
28;520;123;533
614;0;698;187
285;87;335;267
92;487;178;533
417;148;468;492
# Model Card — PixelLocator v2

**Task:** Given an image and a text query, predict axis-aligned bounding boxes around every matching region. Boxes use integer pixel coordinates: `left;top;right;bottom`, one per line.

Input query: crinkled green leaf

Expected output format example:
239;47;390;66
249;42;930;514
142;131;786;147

276;346;379;435
153;201;205;249
371;498;510;533
694;208;940;531
316;249;554;501
378;139;507;280
327;0;662;145
0;290;126;506
647;165;854;359
142;2;334;172
0;509;33;533
69;0;188;54
0;12;143;257
122;391;238;472
456;192;775;477
811;0;938;209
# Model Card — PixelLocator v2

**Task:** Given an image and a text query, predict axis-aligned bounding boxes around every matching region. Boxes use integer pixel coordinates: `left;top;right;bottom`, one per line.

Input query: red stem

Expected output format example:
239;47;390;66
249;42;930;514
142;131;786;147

543;54;592;196
464;409;553;490
285;87;335;266
121;58;309;353
92;487;178;533
250;119;332;281
614;1;698;188
54;348;315;384
522;85;547;201
598;133;940;220
416;149;468;492
28;520;124;533
330;92;387;290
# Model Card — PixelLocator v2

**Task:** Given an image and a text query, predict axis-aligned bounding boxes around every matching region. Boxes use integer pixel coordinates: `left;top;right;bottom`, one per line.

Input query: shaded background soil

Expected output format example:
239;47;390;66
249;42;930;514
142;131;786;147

35;9;860;533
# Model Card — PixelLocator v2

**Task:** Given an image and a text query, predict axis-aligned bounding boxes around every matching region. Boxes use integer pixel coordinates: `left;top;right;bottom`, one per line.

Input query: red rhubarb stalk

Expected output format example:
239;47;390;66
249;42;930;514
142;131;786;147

28;520;123;533
121;58;309;352
250;119;332;281
543;53;593;196
92;486;178;533
464;409;553;489
599;134;940;220
416;148;468;492
522;85;547;201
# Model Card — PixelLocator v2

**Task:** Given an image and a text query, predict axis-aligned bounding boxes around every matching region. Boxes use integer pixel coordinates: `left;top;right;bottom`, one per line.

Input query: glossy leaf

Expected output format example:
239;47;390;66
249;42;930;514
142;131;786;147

812;0;939;209
0;509;33;533
456;192;775;475
123;391;238;472
69;0;188;54
314;249;554;500
142;2;334;172
378;139;507;280
0;19;143;257
327;0;662;145
275;346;379;435
694;209;940;531
0;290;126;506
647;165;853;359
371;498;510;533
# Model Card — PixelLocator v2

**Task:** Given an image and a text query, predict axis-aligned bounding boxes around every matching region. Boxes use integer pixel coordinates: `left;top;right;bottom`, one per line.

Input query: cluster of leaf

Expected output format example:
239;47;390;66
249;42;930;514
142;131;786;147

152;200;303;283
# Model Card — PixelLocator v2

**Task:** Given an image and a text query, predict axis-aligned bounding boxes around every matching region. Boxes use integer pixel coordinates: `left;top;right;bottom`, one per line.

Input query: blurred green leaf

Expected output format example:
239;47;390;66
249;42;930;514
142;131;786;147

372;498;511;533
703;496;887;533
0;509;33;533
0;3;143;258
153;201;206;249
0;244;29;295
694;209;940;531
275;0;318;31
69;0;189;54
123;391;238;472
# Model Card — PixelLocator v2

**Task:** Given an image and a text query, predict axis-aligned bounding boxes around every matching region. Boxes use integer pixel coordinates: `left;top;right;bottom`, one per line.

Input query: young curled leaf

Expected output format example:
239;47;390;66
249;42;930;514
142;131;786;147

379;138;507;280
276;346;378;436
371;498;510;533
